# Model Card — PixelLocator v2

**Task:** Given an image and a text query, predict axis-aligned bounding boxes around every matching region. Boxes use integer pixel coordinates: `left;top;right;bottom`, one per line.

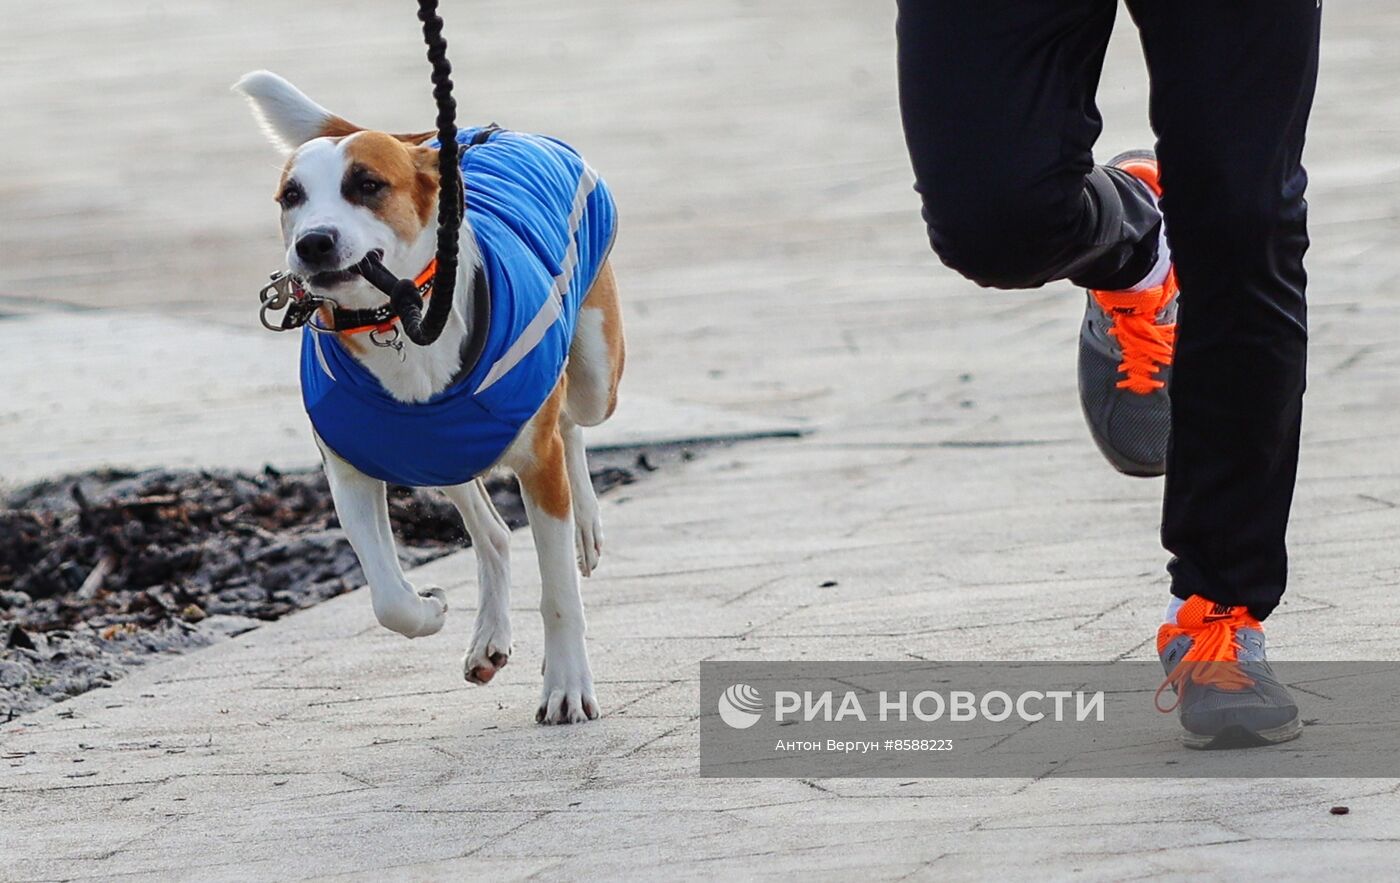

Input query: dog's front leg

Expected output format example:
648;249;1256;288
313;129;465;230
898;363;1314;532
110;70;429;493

320;440;447;638
561;417;603;577
440;479;513;684
513;425;599;725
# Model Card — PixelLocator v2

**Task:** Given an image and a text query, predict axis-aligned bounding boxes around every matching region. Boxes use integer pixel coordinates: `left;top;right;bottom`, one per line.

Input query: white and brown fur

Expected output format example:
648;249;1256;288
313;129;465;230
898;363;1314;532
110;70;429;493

235;71;624;725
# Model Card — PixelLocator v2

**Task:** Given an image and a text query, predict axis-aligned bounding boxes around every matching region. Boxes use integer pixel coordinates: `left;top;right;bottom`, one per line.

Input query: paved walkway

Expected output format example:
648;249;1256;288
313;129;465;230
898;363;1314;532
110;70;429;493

5;0;1400;879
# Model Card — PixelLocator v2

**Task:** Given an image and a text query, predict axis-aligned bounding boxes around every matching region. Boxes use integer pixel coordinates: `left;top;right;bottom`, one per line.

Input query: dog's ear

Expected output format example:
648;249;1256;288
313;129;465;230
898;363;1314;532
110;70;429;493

409;145;443;220
233;71;363;153
410;145;444;180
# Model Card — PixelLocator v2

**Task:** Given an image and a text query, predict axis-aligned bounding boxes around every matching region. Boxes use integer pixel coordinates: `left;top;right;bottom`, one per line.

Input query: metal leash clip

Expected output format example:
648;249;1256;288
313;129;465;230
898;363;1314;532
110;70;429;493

258;271;318;332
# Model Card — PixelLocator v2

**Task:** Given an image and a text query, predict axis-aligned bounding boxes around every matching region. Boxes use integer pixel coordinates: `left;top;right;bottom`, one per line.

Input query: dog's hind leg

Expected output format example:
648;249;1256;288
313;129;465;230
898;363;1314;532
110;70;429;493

319;439;447;638
509;383;599;725
440;479;513;684
564;259;625;428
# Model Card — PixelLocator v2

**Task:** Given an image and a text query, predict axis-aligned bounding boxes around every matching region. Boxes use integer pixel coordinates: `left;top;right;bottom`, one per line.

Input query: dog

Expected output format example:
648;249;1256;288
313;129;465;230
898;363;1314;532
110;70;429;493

235;71;624;725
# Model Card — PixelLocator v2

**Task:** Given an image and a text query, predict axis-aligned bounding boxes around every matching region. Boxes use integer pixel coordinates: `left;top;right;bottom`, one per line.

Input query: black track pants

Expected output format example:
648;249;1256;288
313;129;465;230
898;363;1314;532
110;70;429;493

896;0;1321;619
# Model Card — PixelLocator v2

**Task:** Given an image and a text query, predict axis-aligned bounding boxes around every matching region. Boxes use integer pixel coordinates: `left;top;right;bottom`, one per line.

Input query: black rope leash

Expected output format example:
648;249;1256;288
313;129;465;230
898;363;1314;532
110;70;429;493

351;0;488;358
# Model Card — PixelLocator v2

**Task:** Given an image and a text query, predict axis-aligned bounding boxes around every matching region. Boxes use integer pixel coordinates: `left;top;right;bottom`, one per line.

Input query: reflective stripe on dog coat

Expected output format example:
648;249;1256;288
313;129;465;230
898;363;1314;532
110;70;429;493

299;127;617;487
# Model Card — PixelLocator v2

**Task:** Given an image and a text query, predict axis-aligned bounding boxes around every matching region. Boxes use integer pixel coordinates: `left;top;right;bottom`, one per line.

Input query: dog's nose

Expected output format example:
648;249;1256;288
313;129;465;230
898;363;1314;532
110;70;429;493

295;228;339;266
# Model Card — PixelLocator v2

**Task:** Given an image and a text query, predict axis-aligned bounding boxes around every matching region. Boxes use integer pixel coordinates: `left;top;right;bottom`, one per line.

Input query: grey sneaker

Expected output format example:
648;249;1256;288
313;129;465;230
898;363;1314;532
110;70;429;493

1156;595;1302;750
1078;150;1176;477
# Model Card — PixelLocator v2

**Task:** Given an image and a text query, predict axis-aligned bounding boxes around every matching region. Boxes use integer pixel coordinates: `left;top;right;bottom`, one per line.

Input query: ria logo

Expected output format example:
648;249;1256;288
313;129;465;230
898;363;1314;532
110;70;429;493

718;683;763;729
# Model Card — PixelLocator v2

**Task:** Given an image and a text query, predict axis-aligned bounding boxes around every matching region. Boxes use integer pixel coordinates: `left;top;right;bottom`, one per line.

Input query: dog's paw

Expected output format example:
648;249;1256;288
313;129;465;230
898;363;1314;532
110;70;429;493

413;586;448;637
376;585;448;638
536;649;599;725
574;508;603;577
536;685;599;725
463;627;512;686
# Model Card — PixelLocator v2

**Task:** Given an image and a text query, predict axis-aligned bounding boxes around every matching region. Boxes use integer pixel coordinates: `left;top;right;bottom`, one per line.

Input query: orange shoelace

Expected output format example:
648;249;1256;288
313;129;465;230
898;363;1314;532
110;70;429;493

1090;268;1178;395
1154;598;1260;713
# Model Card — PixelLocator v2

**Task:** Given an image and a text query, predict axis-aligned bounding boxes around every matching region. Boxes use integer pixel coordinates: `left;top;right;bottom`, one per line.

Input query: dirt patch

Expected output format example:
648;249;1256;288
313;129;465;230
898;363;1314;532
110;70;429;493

0;447;684;719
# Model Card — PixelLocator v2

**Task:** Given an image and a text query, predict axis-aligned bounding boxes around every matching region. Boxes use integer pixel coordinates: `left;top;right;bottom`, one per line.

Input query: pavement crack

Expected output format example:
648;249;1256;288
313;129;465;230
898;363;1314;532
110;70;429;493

720;574;785;607
621;720;692;759
739;603;811;639
1329;343;1377;376
1073;599;1131;631
608;681;679;715
895;853;949;880
306;687;465;707
3;776;173;795
339;770;376;788
766;611;1083;640
458;809;554;858
1111;634;1156;662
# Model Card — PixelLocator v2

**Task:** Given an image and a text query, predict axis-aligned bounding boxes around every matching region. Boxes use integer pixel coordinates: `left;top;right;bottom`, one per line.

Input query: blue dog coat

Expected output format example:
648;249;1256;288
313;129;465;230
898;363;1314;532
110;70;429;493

299;127;617;487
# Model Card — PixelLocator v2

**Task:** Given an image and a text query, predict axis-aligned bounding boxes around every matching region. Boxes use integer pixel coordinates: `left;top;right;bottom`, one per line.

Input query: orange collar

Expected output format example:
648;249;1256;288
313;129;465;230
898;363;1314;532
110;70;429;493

338;259;438;336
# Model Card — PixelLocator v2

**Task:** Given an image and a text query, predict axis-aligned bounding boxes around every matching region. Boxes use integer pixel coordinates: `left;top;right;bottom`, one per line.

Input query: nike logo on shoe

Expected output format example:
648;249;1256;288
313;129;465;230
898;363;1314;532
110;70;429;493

1202;602;1235;622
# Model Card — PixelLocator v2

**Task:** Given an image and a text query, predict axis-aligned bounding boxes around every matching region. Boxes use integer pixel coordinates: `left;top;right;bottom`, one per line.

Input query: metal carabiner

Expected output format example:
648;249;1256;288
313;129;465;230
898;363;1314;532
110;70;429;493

258;272;301;332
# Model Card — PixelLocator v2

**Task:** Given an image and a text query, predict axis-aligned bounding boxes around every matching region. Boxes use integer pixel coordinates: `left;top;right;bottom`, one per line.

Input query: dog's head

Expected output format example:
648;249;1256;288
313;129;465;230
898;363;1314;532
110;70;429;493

235;71;442;307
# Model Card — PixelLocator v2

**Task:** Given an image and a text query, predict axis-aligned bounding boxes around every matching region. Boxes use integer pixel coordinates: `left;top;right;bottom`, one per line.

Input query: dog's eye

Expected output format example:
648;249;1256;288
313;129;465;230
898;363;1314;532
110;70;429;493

279;185;303;208
359;178;386;196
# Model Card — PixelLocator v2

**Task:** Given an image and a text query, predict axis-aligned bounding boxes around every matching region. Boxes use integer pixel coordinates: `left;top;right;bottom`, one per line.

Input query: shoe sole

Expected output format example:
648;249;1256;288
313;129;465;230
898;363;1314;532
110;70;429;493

1181;716;1303;750
1083;426;1166;478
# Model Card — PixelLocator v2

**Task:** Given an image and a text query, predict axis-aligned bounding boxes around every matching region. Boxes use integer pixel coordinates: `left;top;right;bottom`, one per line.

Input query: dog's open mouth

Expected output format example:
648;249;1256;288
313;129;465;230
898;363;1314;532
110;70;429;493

309;250;383;289
308;269;357;288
